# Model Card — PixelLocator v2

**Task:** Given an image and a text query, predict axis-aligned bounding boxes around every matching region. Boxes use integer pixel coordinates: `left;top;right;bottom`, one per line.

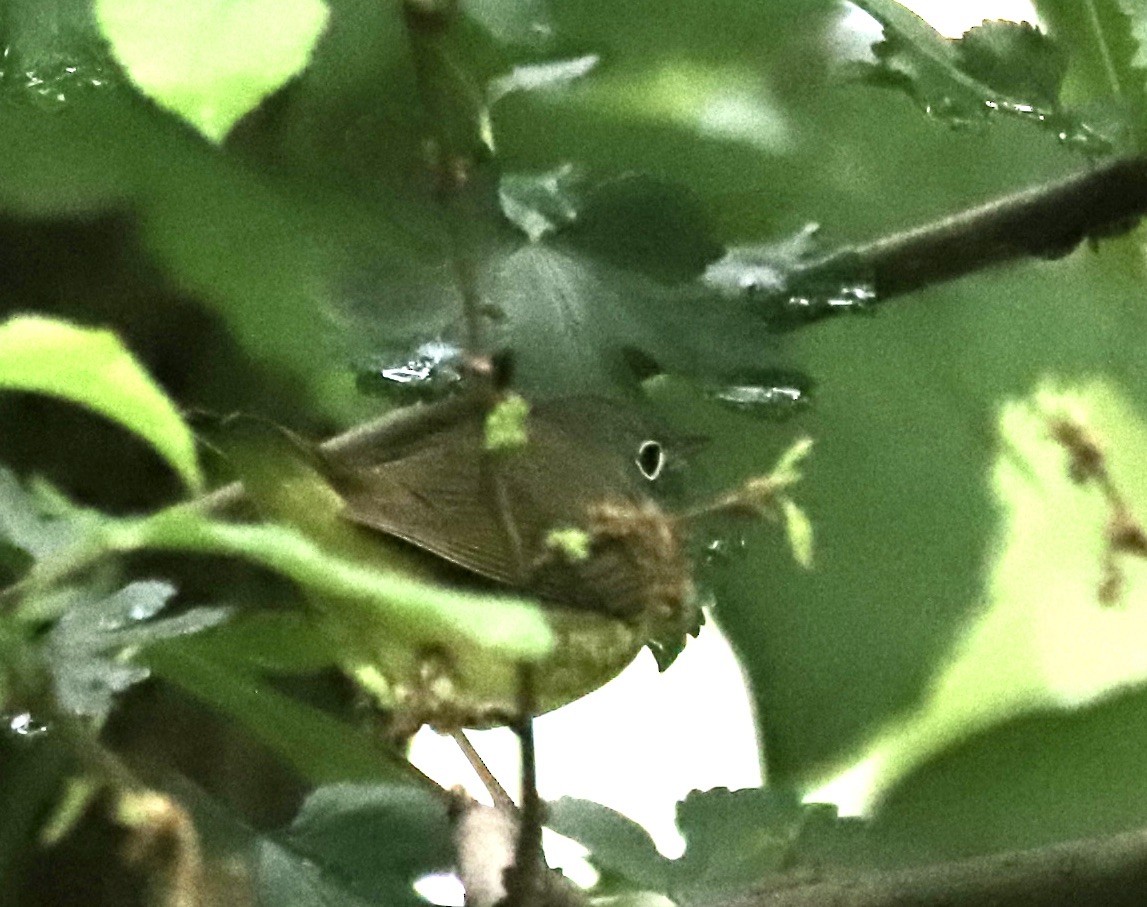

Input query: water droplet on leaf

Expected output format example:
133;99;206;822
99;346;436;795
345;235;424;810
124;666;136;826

702;534;751;567
6;711;48;739
709;382;810;421
1;52;113;109
355;339;465;404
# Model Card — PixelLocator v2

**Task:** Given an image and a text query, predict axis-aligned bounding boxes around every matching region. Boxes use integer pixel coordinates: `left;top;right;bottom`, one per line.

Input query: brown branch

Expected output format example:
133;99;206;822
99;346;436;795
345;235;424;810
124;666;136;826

714;827;1147;907
767;154;1147;329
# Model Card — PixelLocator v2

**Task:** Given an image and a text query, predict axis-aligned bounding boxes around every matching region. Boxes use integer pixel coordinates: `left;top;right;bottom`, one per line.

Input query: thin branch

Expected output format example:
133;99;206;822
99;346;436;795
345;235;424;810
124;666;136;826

714;827;1147;907
767;154;1147;330
401;0;498;370
451;729;516;813
504;665;543;907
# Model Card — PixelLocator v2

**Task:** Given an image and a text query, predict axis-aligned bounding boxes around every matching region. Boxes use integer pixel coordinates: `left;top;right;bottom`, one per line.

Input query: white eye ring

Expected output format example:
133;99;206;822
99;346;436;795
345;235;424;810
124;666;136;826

636;439;665;481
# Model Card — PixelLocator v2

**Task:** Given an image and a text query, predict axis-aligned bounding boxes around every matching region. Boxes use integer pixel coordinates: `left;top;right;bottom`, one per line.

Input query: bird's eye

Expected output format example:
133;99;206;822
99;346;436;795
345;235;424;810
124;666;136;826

636;439;665;481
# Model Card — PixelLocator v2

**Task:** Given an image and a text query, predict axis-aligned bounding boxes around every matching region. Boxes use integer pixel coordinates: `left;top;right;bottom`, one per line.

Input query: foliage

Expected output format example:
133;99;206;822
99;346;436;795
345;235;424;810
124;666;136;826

0;317;203;491
4;0;1147;905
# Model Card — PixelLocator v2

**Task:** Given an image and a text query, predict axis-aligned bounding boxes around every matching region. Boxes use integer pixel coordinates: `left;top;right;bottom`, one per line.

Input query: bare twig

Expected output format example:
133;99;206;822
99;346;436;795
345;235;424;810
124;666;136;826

712;827;1147;907
401;0;497;369
451;729;516;813
767;154;1147;329
504;665;543;907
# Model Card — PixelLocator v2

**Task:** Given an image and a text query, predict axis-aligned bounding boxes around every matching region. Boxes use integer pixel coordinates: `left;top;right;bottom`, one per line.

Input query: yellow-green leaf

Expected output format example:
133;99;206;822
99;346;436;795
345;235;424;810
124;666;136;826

105;508;554;661
811;378;1147;813
95;0;330;143
485;393;531;451
781;498;814;570
0;316;202;492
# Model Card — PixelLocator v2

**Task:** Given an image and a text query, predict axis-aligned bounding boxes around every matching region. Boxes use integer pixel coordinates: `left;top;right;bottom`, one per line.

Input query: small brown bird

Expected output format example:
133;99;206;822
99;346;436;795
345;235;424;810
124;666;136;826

315;393;703;731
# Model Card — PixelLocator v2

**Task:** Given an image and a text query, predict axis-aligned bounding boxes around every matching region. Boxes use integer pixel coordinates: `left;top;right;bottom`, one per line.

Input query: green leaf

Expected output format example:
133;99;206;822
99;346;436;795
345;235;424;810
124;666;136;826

850;3;1102;150
867;683;1147;864
94;0;330;143
188;610;338;675
143;638;415;785
0;316;203;492
670;787;868;900
45;580;229;720
560;174;723;285
546;797;670;892
106;508;555;662
781;498;814;570
1036;0;1147;146
0;0;120;111
958;19;1066;109
673;787;804;898
499;165;584;242
465;0;554;51
256;839;379;907
809;379;1147;811
257;783;454;907
1115;0;1147;71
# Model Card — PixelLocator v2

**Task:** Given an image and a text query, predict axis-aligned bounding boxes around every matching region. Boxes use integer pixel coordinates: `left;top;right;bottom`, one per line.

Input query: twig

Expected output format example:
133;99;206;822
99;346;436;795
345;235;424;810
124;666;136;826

504;665;543;907
713;826;1147;907
451;729;516;813
766;154;1147;330
401;0;497;369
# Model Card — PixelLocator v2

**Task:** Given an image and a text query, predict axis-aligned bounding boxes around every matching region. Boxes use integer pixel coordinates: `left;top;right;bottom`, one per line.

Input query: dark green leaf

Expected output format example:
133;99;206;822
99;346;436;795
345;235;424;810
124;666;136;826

189;611;338;675
672;787;806;898
256;839;379;907
464;0;555;52
261;783;454;907
1037;0;1147;146
546;797;670;891
143;638;416;786
0;0;119;110
560;174;723;284
487;242;775;396
958;20;1067;109
671;787;872;901
867;684;1147;866
850;2;1104;150
1114;0;1147;74
0;724;72;895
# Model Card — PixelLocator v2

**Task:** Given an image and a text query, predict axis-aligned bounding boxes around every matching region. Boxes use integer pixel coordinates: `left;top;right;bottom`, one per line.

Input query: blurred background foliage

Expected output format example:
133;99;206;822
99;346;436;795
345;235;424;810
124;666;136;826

4;0;1147;904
